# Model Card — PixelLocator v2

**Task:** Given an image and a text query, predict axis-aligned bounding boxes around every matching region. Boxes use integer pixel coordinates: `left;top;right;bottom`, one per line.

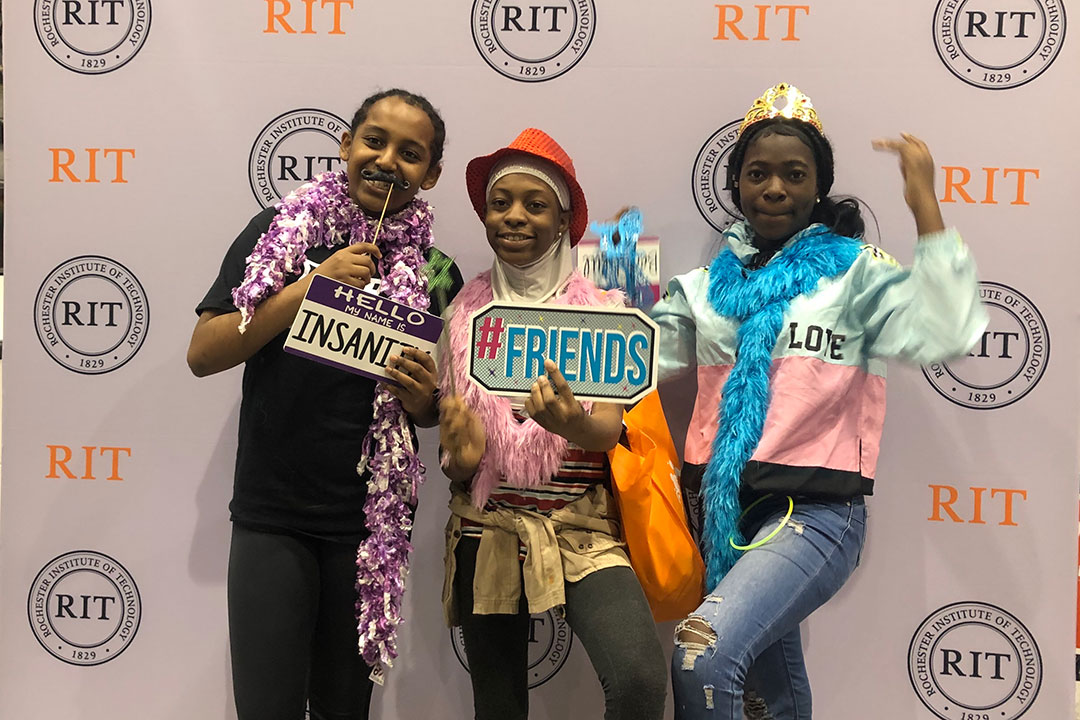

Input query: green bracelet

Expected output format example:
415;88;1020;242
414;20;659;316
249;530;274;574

729;494;795;551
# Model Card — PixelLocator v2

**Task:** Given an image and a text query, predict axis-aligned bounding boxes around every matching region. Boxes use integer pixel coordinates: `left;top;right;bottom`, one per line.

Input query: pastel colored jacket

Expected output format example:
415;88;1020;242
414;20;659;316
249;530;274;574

651;222;987;506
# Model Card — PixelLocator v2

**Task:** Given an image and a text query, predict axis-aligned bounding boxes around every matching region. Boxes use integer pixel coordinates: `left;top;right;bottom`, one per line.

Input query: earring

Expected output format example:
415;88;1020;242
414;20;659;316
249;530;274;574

734;181;739;188
815;197;820;204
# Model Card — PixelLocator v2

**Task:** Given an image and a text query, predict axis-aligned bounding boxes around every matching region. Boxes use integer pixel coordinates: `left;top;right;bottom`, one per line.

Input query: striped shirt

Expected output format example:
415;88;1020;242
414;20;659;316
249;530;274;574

461;417;610;545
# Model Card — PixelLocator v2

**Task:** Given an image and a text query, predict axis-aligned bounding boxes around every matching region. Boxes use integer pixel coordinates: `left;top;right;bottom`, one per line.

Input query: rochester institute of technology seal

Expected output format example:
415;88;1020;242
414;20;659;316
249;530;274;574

909;601;1041;720
28;550;142;666
923;282;1047;410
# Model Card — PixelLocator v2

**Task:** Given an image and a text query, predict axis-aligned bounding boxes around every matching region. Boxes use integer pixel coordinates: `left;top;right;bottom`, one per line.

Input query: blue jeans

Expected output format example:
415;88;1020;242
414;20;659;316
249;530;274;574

671;497;866;719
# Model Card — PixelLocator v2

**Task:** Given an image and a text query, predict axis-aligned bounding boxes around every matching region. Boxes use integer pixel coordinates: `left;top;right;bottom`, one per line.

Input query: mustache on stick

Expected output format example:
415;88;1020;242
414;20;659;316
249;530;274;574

361;169;411;190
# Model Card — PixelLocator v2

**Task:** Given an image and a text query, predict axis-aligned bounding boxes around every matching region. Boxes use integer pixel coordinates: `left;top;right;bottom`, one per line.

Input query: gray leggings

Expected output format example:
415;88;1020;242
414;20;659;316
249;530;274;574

454;536;668;720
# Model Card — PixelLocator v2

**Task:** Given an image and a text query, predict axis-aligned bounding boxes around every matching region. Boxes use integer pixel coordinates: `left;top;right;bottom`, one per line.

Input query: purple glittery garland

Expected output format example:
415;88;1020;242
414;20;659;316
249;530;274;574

231;171;433;671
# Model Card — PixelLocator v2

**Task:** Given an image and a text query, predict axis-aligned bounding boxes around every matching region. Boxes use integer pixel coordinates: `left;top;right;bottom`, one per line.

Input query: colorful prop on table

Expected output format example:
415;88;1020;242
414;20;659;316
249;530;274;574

283;274;442;383
581;207;658;310
467;302;658;403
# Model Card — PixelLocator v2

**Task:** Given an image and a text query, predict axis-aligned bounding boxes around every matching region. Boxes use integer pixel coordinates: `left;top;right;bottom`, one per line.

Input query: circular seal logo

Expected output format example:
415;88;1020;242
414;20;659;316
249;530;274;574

923;282;1048;409
471;0;596;82
35;0;151;75
249;109;349;208
452;608;572;687
692;120;743;232
933;0;1066;89
35;256;149;374
909;601;1042;720
28;551;142;666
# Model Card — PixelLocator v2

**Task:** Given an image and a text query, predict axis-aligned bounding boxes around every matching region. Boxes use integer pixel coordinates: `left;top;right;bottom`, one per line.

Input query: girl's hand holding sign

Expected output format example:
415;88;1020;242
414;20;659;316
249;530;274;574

386;346;440;426
527;359;622;452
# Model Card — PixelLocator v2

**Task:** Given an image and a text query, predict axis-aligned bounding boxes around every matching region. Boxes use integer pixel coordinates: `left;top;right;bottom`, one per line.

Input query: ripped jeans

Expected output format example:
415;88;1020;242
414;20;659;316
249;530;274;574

671;497;866;719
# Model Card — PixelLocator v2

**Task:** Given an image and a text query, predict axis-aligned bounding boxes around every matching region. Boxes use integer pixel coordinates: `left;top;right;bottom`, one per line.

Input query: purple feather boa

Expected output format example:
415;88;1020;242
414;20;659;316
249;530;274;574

231;171;433;673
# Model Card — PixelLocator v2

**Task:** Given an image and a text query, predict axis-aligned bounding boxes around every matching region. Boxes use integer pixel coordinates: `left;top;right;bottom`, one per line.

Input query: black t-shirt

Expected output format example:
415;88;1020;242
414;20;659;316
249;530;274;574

197;206;463;543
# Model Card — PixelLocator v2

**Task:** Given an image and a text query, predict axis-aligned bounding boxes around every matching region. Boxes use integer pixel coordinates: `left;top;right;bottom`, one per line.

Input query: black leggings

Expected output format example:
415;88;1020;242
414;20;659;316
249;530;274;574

454;537;668;720
228;524;374;720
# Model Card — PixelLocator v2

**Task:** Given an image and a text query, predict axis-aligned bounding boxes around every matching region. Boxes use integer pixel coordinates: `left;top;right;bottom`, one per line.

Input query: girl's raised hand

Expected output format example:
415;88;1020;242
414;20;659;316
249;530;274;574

872;133;945;236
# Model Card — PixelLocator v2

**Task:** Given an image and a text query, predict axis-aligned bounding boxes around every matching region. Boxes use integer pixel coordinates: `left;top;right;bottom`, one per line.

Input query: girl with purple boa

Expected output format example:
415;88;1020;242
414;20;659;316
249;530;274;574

187;89;461;720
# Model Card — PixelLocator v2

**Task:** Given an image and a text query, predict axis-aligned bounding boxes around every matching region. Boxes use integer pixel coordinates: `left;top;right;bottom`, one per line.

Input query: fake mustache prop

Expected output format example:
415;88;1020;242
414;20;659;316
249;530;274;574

361;168;411;190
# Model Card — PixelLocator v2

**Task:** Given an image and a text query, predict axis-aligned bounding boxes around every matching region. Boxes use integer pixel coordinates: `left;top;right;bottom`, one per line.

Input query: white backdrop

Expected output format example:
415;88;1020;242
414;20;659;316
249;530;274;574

2;1;1077;718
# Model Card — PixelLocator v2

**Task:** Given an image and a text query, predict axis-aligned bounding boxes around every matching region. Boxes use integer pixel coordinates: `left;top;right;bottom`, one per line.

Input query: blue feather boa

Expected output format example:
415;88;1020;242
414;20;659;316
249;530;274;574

702;224;862;588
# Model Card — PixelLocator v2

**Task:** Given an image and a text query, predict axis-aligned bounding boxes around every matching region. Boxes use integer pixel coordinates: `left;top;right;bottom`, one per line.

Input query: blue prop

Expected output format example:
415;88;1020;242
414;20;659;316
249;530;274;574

588;207;654;310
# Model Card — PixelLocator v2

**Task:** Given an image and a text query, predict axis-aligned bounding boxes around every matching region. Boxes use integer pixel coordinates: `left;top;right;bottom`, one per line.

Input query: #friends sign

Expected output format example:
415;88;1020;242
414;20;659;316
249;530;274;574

467;302;658;403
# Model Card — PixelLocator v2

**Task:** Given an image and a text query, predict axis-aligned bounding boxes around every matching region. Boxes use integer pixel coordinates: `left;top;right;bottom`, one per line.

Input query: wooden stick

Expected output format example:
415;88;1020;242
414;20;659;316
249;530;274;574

370;185;394;246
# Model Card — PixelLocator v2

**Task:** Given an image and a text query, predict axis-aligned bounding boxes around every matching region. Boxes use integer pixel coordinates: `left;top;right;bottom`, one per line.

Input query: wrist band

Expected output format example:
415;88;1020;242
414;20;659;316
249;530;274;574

729;494;794;551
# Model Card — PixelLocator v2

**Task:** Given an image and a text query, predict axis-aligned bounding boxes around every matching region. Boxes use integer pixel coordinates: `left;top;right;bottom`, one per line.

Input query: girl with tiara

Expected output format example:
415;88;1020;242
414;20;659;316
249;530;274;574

651;84;987;719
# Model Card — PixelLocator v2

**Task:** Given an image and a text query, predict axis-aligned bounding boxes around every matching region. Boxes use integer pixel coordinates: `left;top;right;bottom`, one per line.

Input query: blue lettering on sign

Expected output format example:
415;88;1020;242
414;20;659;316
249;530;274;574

580;329;604;382
603;332;626;383
525;327;547;378
505;326;527;377
558;329;579;381
499;324;649;388
626;332;649;384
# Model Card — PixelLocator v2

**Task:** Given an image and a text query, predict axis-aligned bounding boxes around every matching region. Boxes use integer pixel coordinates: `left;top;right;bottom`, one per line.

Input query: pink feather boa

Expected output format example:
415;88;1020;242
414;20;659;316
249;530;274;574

440;270;621;508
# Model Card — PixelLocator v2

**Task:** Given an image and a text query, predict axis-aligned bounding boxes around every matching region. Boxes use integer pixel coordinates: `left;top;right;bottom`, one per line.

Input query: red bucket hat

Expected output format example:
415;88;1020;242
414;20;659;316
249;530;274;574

465;128;588;246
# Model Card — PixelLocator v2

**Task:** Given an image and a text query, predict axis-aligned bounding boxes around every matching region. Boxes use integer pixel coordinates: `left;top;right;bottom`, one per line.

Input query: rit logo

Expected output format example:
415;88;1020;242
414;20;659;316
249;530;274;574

47;445;132;482
61;300;123;328
50;148;135;184
929;485;1027;527
939;649;1011;679
60;0;124;26
968;330;1020;359
714;4;810;41
501;5;569;32
264;0;353;35
55;594;116;620
964;10;1037;38
278;155;342;182
941;166;1039;206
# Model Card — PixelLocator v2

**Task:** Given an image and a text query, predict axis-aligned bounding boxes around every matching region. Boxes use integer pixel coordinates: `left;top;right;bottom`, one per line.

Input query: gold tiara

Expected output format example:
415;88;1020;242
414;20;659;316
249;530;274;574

739;83;823;136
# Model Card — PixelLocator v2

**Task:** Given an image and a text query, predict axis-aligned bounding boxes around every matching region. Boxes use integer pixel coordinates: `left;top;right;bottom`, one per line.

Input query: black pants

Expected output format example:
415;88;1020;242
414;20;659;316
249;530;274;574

454;537;668;720
228;524;374;720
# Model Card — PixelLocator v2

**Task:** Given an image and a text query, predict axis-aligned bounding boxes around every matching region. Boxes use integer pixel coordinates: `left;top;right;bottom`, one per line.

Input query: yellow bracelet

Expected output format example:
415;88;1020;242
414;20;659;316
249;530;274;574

729;495;795;551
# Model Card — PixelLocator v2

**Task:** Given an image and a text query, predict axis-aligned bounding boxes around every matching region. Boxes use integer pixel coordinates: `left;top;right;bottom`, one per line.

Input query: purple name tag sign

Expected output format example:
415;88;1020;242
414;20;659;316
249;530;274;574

283;274;443;383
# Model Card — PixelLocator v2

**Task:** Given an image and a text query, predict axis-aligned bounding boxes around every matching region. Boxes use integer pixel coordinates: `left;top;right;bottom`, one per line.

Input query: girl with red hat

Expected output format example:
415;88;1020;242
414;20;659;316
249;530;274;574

438;128;667;720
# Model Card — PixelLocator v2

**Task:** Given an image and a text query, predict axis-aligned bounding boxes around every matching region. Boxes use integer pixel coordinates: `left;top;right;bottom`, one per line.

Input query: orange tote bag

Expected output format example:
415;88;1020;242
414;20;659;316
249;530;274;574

608;390;705;622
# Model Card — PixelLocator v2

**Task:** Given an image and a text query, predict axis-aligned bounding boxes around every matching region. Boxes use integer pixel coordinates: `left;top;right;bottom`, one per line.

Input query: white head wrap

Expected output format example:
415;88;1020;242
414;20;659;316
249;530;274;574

485;156;573;304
